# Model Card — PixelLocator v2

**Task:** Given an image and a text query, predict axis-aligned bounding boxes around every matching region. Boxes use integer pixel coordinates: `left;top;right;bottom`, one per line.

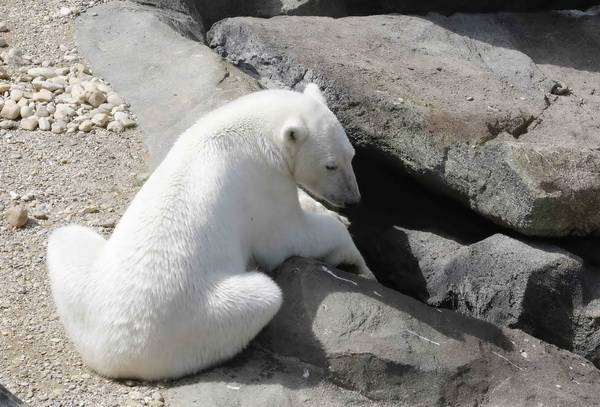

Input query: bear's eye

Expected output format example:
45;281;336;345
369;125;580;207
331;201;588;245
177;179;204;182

325;163;338;171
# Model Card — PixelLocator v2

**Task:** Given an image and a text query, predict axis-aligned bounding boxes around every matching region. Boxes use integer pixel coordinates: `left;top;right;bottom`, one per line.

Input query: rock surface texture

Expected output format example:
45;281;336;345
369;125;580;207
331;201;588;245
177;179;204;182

375;227;600;366
166;258;600;407
208;12;600;237
76;1;260;168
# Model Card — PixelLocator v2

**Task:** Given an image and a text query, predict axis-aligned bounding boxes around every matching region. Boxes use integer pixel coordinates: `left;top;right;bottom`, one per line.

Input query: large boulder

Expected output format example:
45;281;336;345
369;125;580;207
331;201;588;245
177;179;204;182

75;1;261;168
165;258;600;406
133;0;598;34
371;228;600;365
208;12;600;237
133;0;347;29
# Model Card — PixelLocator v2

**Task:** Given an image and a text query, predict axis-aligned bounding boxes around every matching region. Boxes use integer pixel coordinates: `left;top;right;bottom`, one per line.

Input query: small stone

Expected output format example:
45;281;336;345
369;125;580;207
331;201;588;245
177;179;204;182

152;392;164;402
467;96;474;101
59;44;69;52
59;7;72;16
9;191;20;199
91;113;109;127
32;80;64;92
27;67;57;79
10;89;24;102
33;89;54;103
106;93;124;106
54;104;75;119
20;116;39;130
5;206;28;228
0;120;16;129
87;89;106;108
0;83;10;92
148;401;164;407
20;105;34;118
1;104;20;119
98;103;114;113
80;373;91;379
0;37;7;47
0;22;8;32
97;83;114;94
51;120;67;134
107;120;124;133
99;218;116;228
78;120;93;132
38;117;51;131
58;157;68;164
0;69;8;79
82;205;99;214
36;105;50;117
121;118;137;129
32;211;48;220
113;111;129;122
71;84;86;102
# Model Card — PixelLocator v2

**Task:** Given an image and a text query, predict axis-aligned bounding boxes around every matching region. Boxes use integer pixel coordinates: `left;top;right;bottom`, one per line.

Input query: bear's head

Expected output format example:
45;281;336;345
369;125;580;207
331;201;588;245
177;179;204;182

280;84;361;207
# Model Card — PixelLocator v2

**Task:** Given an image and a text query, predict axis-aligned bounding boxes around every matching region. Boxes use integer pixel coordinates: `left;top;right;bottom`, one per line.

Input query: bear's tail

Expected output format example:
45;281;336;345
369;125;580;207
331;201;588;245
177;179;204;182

46;225;106;331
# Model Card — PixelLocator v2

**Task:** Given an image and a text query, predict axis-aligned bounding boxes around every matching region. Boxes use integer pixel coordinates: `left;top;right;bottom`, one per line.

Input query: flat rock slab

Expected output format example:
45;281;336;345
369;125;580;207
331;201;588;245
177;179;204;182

165;258;600;406
76;1;260;168
208;12;600;236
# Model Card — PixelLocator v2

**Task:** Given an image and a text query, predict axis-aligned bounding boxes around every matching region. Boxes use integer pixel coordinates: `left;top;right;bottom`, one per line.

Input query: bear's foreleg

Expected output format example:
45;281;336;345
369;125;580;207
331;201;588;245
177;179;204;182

281;211;371;276
297;188;350;227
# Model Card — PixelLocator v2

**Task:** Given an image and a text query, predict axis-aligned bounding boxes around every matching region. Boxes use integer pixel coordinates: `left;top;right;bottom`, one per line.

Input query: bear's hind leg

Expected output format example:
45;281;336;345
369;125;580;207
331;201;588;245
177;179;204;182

200;271;282;368
47;225;106;332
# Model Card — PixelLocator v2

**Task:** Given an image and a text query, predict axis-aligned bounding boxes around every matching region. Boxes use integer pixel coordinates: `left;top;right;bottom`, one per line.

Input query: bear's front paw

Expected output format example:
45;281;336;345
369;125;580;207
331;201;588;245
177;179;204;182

333;211;351;228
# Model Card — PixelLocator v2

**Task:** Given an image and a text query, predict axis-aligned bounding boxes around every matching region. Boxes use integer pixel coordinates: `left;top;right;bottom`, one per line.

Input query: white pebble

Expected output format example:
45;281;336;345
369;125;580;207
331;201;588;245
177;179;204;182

59;7;72;16
0;119;16;129
87;89;106;108
5;206;28;228
20;105;34;118
36;105;50;117
51;120;67;134
54;104;75;119
33;89;54;103
106;93;124;106
1;104;20;120
0;22;8;32
10;89;24;102
91;113;109;127
0;37;7;47
32;80;64;92
78;120;93;132
27;67;57;79
107;120;124;133
38;117;51;131
20;116;39;130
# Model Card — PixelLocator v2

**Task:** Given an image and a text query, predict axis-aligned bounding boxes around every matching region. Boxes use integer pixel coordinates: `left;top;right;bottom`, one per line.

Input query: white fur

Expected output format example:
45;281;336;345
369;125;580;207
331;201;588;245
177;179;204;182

47;85;370;380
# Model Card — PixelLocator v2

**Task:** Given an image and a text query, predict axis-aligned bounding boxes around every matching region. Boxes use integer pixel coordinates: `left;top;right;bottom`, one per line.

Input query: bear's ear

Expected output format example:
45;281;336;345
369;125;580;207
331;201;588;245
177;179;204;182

303;83;328;107
280;117;308;146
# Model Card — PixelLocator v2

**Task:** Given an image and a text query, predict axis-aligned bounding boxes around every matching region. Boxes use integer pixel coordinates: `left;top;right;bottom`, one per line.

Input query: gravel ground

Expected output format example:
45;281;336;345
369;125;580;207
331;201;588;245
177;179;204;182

0;1;171;405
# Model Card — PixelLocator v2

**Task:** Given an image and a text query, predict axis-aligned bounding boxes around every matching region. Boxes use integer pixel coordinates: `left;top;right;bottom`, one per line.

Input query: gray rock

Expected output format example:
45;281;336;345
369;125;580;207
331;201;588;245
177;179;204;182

344;1;598;16
379;227;600;366
165;257;600;406
134;0;347;32
5;206;28;228
76;1;261;168
0;384;25;407
207;13;600;237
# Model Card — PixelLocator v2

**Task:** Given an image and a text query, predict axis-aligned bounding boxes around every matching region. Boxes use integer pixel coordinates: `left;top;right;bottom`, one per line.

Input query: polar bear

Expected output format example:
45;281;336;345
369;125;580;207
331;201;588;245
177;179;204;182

46;84;370;381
